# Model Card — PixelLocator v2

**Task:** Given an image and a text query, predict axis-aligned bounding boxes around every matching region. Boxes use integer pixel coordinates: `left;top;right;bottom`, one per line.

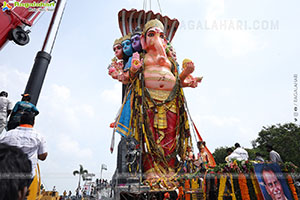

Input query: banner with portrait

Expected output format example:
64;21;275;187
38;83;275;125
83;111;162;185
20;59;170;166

254;163;294;200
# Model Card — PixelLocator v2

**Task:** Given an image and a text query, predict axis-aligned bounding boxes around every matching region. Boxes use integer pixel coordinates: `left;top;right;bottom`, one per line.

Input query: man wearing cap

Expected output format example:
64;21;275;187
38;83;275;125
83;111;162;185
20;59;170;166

7;94;39;131
0;91;13;134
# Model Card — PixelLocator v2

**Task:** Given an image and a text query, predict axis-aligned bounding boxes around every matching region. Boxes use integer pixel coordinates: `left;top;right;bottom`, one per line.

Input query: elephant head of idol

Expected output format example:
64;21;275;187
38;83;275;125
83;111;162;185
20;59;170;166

141;19;168;62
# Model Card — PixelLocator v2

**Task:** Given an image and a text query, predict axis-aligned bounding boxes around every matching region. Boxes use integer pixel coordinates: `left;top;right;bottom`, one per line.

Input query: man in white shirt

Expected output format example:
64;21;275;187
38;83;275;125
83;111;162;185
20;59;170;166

266;144;283;164
0;112;47;175
0;91;13;134
227;143;249;161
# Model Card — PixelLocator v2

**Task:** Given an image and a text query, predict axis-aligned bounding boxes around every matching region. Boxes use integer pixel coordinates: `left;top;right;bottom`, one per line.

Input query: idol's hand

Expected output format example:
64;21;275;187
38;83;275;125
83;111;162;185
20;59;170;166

189;79;198;88
131;52;142;73
185;61;195;74
118;72;130;84
108;66;116;75
195;76;203;83
111;71;119;79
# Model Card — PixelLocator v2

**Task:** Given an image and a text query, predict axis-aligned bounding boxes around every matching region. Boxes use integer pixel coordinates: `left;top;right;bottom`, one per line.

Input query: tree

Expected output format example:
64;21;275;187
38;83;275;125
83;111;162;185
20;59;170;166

213;146;230;164
252;123;300;166
73;164;88;190
213;146;256;164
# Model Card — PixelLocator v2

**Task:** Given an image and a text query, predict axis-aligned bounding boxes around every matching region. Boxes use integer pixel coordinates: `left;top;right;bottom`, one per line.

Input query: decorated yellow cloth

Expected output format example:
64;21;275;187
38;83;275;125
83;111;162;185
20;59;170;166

191;178;199;199
147;96;177;129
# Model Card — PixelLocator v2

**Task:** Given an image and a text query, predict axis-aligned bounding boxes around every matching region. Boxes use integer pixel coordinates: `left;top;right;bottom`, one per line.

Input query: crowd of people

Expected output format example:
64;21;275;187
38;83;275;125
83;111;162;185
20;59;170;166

0;91;47;200
224;142;283;164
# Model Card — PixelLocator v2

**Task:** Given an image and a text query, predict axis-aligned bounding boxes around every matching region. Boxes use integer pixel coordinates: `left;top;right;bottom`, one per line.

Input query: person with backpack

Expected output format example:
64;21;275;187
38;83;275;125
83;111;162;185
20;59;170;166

7;94;39;131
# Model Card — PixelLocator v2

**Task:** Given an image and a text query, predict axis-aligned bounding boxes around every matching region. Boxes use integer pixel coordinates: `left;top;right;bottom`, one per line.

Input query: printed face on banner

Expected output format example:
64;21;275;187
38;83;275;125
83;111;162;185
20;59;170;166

254;163;293;200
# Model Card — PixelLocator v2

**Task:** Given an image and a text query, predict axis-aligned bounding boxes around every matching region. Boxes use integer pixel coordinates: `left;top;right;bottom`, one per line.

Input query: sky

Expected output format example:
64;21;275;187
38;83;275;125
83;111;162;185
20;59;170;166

0;0;299;194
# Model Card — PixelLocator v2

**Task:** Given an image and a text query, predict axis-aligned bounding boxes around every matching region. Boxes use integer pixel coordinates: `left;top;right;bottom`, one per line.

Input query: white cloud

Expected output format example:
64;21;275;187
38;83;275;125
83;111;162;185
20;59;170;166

79;104;95;118
0;65;28;99
206;28;260;58
51;84;71;101
57;134;93;160
198;114;241;127
101;83;122;104
203;0;263;58
205;0;225;21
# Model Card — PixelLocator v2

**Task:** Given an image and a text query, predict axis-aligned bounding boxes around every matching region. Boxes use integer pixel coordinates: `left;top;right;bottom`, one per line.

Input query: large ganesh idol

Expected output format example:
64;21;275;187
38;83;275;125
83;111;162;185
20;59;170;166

109;9;213;190
133;19;199;187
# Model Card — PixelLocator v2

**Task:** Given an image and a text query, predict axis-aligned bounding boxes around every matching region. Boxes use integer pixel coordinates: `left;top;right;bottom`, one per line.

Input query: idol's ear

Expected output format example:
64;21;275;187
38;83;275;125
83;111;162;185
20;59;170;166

141;34;147;50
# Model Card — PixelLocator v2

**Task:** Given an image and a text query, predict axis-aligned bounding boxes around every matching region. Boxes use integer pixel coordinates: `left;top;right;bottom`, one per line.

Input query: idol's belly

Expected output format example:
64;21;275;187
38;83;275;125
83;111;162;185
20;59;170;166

144;66;176;91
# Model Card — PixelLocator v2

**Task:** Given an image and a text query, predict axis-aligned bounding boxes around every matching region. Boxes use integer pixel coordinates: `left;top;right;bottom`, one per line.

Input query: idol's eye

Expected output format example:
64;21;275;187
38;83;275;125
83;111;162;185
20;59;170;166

148;32;155;37
117;46;122;50
160;33;164;39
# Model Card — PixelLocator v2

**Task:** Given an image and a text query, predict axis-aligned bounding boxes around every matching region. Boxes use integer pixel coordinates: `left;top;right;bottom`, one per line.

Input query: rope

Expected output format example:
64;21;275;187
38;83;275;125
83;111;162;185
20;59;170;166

183;91;199;143
157;0;162;14
143;0;146;10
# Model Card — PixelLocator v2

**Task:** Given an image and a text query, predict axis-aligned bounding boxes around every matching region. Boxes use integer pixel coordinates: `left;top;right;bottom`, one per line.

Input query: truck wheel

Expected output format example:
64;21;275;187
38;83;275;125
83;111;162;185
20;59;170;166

9;26;30;46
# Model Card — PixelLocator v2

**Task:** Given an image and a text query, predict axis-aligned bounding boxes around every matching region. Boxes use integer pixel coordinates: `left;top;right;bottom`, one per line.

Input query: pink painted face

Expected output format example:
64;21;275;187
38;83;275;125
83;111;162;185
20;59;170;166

145;27;166;49
113;44;123;59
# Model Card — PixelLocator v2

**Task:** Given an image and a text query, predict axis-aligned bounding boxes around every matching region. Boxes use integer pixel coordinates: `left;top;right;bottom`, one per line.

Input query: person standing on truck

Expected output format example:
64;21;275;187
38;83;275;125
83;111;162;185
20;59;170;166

7;93;39;131
0;91;13;134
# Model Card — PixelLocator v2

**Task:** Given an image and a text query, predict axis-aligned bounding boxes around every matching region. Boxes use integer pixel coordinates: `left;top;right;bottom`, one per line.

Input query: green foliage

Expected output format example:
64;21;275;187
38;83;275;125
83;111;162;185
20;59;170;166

73;164;88;176
212;146;231;164
246;148;260;160
252;123;300;167
73;164;88;188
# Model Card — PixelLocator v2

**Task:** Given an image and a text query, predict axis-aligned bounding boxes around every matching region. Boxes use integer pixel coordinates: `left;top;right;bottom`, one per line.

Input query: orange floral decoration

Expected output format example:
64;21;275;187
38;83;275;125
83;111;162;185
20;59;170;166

286;174;299;200
203;171;208;199
250;173;264;200
184;179;191;200
176;186;184;200
238;173;250;200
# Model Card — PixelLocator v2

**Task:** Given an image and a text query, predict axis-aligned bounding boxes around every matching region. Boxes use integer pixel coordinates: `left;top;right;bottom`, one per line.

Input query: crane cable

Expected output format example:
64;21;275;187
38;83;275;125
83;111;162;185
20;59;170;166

157;0;162;14
143;0;146;10
143;0;163;14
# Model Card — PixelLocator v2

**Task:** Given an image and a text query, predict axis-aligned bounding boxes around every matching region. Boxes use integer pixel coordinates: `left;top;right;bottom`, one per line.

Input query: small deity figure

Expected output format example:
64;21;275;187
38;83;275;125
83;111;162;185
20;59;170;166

166;42;177;61
125;138;140;174
184;146;195;173
108;38;124;79
131;27;143;53
195;141;209;170
121;34;133;71
180;58;203;88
